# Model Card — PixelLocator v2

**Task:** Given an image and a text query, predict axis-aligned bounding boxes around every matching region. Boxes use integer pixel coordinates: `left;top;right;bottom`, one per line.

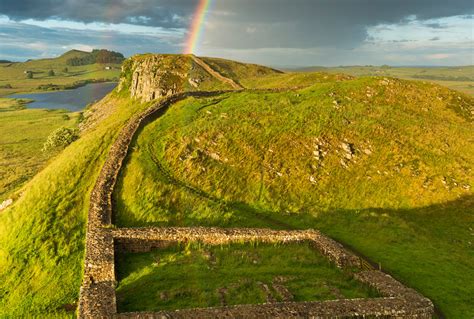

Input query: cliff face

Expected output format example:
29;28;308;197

118;54;229;102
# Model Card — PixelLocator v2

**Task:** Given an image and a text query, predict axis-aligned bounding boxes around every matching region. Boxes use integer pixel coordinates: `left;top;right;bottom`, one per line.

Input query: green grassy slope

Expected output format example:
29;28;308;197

0;54;253;316
0;92;155;317
0;98;79;202
115;77;474;317
116;242;378;312
0;50;121;97
293;65;474;95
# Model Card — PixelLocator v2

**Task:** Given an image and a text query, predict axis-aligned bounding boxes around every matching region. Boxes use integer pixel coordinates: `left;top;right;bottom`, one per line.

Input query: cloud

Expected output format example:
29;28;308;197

424;22;447;29
202;0;473;49
426;53;452;59
0;1;472;65
0;0;195;28
0;19;183;61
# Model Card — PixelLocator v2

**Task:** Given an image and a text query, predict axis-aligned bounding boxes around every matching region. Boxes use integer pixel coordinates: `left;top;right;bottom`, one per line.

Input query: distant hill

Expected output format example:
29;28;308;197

0;49;123;96
287;65;474;95
65;49;124;66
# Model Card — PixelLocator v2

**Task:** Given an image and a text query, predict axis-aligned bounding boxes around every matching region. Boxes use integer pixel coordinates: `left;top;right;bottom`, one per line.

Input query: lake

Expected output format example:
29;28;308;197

9;82;117;111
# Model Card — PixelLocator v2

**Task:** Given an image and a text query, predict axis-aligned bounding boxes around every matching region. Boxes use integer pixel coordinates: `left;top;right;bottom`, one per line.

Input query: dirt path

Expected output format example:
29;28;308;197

191;55;244;90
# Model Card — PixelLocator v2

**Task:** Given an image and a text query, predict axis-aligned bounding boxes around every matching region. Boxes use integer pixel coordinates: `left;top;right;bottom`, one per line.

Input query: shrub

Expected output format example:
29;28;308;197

26;71;33;79
42;127;79;151
48;70;55;76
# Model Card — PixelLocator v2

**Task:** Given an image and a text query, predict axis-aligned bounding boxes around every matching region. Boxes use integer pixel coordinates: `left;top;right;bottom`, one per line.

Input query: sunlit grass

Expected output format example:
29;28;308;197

0;98;79;201
115;77;473;317
116;242;378;312
0;93;153;317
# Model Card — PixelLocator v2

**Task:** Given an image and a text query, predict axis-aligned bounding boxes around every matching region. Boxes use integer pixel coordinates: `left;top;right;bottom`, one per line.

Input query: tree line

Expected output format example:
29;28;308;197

66;49;124;66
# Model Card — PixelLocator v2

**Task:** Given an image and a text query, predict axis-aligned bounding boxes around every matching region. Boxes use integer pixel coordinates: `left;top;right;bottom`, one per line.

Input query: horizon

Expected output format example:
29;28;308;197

2;48;474;69
0;0;472;66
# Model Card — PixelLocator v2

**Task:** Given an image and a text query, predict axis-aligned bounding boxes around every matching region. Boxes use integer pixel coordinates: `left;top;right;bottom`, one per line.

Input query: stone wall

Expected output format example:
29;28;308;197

78;72;434;318
116;297;433;319
80;91;232;318
112;227;361;268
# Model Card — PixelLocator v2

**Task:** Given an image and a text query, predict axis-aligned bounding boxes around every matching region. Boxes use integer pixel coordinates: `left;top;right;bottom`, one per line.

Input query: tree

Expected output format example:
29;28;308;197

48;69;55;76
42;127;79;152
26;71;33;79
62;67;69;73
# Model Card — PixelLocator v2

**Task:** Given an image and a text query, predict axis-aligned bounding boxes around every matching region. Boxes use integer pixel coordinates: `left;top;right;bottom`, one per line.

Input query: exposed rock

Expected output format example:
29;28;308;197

209;152;221;161
0;198;13;211
258;282;277;303
341;142;355;160
159;291;169;301
119;55;231;102
217;288;228;306
272;277;294;301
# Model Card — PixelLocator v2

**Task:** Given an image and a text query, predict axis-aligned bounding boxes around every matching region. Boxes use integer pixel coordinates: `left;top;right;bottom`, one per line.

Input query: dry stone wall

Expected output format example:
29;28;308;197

116;297;433;319
79;58;434;318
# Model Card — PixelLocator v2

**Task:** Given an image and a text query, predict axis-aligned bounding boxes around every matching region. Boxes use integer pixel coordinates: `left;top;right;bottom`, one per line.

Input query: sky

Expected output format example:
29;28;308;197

0;0;472;67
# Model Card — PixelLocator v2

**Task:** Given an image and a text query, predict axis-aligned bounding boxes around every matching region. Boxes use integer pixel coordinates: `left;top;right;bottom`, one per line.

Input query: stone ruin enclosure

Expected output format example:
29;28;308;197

78;58;435;318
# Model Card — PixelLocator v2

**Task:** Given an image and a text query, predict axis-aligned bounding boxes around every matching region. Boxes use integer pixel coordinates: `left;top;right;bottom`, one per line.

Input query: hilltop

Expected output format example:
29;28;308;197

0;53;472;317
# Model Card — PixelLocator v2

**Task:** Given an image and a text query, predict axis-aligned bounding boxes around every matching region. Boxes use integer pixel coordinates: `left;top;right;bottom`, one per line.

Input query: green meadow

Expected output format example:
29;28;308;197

116;242;377;312
0;92;154;317
0;98;79;202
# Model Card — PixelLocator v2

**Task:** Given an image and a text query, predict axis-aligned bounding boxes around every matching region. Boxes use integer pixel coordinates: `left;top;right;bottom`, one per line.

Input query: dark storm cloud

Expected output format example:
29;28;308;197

0;0;195;28
424;23;447;29
0;0;472;33
0;0;472;64
206;0;474;49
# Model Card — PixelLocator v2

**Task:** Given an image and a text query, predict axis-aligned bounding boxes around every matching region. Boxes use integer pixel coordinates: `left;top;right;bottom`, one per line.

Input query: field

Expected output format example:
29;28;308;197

116;242;377;312
0;50;121;97
291;65;474;95
0;98;79;202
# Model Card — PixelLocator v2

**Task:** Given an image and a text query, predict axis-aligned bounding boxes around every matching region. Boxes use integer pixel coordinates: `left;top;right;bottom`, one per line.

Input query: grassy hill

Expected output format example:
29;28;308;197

0;49;122;202
114;75;473;317
0;49;121;97
289;65;474;95
0;54;473;317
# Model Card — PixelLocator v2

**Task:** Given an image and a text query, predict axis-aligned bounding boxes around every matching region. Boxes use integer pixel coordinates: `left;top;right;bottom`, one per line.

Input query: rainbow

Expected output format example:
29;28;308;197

184;0;213;54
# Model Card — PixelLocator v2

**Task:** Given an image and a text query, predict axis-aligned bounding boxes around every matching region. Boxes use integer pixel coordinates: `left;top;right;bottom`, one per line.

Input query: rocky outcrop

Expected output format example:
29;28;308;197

118;54;240;102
